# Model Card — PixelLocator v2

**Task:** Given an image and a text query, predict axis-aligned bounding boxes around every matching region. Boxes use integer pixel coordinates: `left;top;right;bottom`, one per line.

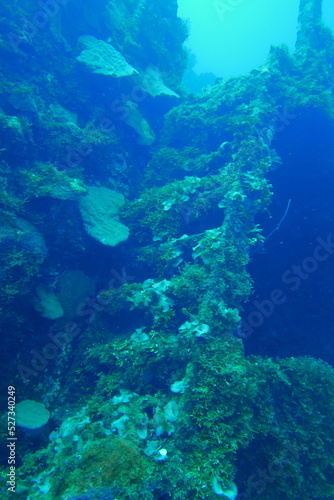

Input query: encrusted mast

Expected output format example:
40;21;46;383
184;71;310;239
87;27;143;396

2;0;334;499
296;0;323;52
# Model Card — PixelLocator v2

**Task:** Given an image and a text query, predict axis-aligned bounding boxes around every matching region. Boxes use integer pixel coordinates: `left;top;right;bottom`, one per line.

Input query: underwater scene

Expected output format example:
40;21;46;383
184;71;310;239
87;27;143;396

1;0;334;498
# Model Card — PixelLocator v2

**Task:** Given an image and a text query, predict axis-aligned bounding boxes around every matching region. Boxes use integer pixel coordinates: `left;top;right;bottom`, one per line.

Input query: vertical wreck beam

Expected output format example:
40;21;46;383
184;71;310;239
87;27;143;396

296;0;323;54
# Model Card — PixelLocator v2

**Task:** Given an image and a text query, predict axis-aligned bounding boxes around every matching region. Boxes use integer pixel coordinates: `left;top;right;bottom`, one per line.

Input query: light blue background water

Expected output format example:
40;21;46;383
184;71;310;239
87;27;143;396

178;0;334;78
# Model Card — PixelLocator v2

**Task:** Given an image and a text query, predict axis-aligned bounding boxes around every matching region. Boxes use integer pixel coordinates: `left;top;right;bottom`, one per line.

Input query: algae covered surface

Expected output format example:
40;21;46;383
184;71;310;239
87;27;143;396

1;0;334;499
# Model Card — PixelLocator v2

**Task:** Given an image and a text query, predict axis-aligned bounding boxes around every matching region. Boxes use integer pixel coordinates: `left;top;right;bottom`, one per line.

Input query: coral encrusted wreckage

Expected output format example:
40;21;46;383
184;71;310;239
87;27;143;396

1;0;334;499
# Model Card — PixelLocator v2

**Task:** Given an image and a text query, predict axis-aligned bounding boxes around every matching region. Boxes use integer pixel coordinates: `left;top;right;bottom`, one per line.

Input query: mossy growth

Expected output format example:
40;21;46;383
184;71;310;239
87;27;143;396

72;438;152;493
235;355;334;499
170;263;208;312
0;213;46;313
8;332;334;500
0;161;86;211
146;146;225;185
122;176;205;241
